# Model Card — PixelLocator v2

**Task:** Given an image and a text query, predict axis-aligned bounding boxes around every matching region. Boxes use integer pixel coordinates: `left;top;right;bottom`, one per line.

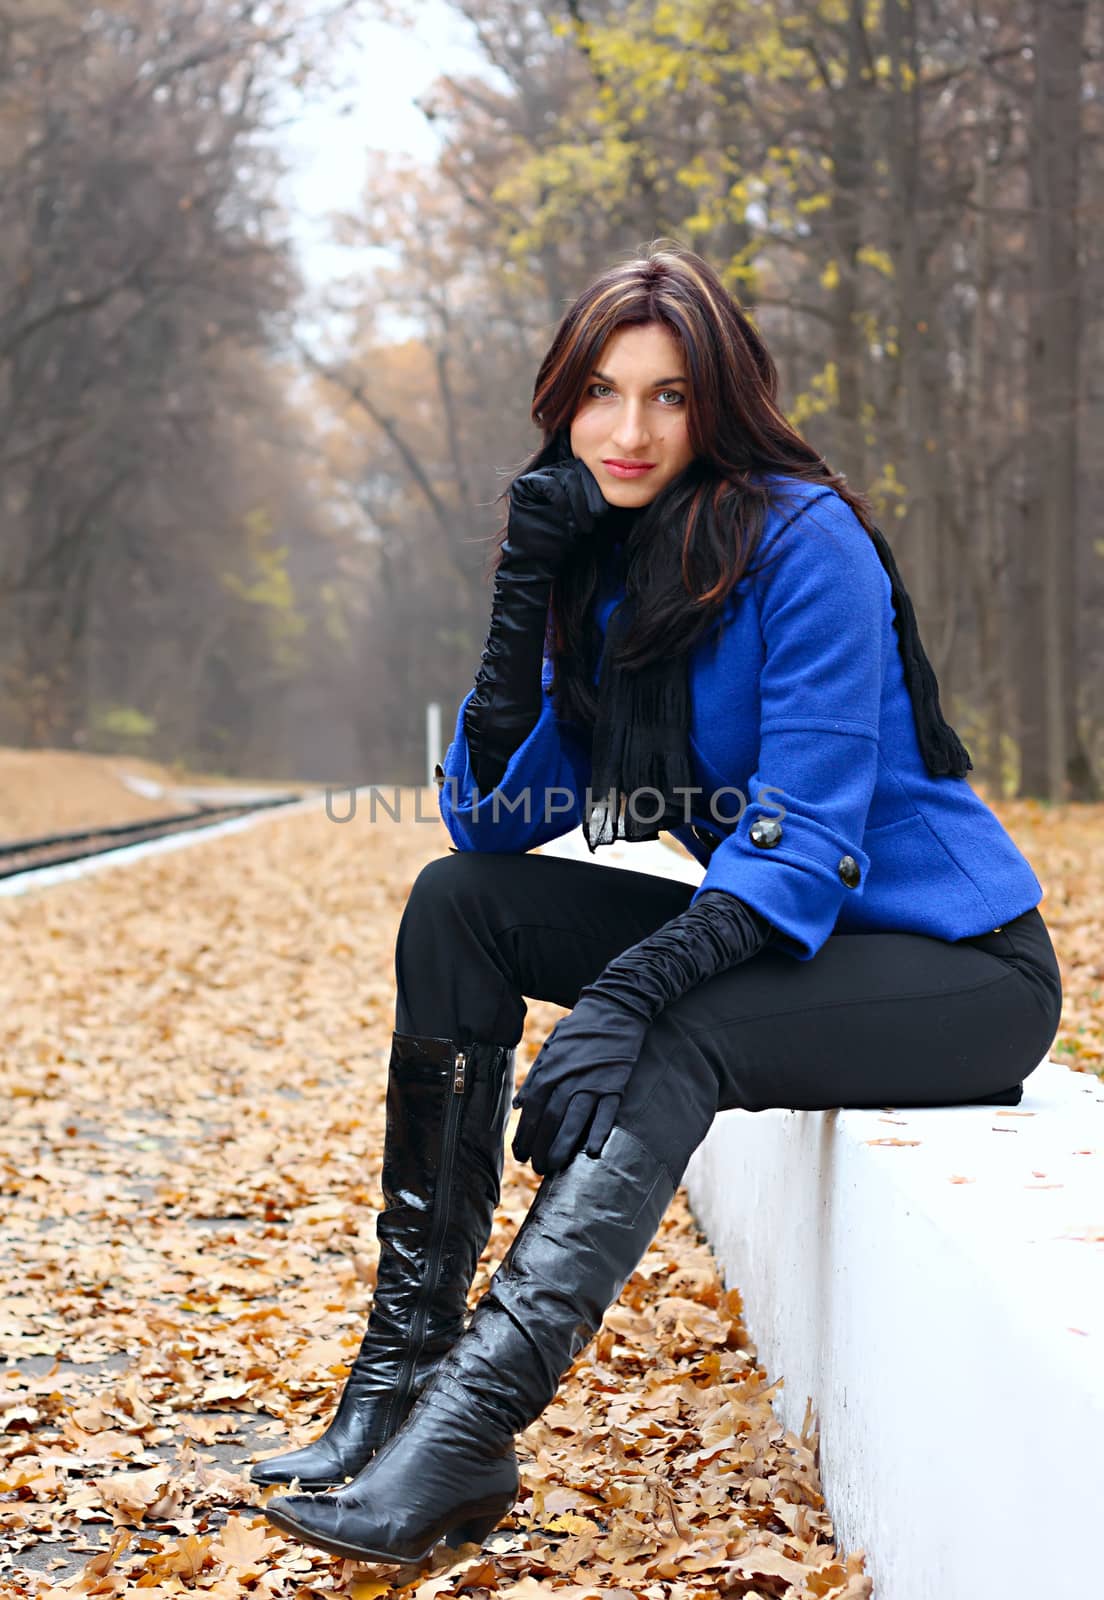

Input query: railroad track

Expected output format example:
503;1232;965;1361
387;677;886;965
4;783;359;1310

0;793;306;882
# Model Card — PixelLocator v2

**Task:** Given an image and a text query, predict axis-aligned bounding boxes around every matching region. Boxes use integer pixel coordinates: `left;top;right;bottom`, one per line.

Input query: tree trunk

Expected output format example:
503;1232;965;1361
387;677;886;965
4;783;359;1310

1019;0;1093;798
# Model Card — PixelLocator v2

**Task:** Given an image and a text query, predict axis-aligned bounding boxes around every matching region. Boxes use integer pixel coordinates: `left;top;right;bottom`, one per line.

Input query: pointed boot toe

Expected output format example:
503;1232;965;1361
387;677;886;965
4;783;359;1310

262;1401;515;1561
250;1435;349;1489
262;1388;520;1565
264;1491;396;1564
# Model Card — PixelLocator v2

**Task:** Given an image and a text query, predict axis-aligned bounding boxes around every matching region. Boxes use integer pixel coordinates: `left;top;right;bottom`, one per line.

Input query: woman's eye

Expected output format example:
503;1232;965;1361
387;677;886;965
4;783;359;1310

585;383;684;405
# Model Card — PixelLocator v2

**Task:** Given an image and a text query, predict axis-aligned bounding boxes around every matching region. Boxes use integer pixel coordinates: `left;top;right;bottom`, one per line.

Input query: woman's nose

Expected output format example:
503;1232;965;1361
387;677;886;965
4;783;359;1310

610;402;651;452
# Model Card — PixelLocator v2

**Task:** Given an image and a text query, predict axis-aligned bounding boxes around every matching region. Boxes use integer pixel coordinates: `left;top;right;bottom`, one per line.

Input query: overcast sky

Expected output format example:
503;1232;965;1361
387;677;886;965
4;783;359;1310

280;2;486;293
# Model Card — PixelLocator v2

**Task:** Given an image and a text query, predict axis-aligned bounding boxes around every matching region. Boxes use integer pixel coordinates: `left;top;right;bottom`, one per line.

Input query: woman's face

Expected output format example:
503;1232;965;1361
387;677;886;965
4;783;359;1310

569;321;696;507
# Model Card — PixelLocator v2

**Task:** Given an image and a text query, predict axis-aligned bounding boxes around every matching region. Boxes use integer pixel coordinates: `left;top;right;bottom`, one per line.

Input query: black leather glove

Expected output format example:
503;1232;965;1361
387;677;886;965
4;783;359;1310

464;453;609;793
512;890;776;1174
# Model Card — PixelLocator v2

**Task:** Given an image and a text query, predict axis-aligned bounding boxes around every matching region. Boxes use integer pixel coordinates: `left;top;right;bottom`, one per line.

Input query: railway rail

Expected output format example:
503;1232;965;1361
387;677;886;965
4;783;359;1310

0;793;305;882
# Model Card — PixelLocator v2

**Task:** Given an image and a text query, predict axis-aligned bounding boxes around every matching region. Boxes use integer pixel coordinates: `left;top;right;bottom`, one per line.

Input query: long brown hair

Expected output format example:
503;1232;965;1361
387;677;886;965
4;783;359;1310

491;239;877;732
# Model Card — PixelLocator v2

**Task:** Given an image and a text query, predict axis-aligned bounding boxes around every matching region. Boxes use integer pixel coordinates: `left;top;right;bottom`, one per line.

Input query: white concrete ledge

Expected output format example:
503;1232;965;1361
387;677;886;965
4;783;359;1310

537;826;1104;1598
685;1065;1104;1600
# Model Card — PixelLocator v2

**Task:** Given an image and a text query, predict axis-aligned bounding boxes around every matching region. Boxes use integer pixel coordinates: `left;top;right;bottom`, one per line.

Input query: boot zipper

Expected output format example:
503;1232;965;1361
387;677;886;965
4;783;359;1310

381;1045;466;1437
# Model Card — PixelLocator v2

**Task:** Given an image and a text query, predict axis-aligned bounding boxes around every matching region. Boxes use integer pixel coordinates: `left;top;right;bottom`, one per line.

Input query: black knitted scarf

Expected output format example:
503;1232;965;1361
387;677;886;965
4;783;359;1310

583;501;972;855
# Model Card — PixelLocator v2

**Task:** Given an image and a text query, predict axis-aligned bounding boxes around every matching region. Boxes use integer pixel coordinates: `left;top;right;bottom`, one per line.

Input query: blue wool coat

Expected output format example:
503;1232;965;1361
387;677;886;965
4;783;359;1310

437;477;1043;962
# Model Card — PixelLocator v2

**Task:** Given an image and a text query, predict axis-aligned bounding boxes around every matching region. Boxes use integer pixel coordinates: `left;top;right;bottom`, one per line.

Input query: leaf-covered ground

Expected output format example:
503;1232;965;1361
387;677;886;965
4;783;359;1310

1;757;1099;1598
0;749;186;835
1;791;873;1598
0;748;301;838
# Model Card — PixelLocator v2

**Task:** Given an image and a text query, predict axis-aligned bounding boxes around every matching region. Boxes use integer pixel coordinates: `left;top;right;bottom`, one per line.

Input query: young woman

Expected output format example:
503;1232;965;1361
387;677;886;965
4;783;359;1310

257;243;1062;1564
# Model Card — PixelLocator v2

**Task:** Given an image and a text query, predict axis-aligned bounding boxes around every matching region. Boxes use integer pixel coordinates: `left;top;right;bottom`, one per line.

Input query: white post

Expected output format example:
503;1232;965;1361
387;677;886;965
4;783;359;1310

426;701;442;788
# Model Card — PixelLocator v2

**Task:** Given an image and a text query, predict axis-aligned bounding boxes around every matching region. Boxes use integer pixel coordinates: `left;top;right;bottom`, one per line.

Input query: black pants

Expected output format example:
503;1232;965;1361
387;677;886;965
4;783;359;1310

394;851;1063;1187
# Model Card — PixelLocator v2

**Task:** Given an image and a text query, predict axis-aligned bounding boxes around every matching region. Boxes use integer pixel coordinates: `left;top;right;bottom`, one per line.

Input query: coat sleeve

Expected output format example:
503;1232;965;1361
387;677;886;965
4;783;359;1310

438;653;592;853
689;491;886;960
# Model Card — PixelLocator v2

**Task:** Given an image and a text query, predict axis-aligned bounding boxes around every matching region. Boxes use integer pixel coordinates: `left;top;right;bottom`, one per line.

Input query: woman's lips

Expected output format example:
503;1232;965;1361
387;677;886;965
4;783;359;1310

603;460;656;479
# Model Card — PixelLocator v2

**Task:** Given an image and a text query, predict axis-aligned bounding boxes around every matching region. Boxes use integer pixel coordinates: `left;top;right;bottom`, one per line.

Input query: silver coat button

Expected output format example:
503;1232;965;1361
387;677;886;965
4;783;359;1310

838;854;861;888
750;816;783;849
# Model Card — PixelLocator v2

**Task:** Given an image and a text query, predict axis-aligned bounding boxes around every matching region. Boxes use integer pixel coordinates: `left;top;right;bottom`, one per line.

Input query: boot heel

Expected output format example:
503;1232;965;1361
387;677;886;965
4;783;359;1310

443;1504;510;1549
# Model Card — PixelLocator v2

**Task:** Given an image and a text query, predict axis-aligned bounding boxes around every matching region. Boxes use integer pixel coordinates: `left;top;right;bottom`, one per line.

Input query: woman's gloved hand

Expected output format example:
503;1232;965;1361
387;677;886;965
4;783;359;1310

464;451;610;792
511;994;644;1176
503;454;610;571
511;890;776;1174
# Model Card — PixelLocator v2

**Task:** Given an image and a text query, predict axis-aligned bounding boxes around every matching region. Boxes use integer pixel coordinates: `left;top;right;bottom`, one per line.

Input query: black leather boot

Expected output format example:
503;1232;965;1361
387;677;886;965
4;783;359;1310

251;1031;514;1489
263;1125;677;1564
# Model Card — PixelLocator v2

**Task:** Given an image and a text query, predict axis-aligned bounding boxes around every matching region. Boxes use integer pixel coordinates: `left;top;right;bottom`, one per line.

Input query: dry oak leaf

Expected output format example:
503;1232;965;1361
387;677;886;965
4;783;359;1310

211;1513;283;1570
160;1532;214;1579
543;1511;598;1535
501;1582;606;1600
48;1529;132;1595
805;1554;875;1598
349;1577;399;1600
538;1528;604;1571
535;1485;606;1518
180;1413;239;1445
411;1577;460;1600
93;1464;182;1524
725;1541;816;1584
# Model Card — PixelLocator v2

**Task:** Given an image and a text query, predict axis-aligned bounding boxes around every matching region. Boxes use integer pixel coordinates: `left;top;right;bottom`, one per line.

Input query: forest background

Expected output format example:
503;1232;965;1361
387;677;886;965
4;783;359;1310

0;0;1099;802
